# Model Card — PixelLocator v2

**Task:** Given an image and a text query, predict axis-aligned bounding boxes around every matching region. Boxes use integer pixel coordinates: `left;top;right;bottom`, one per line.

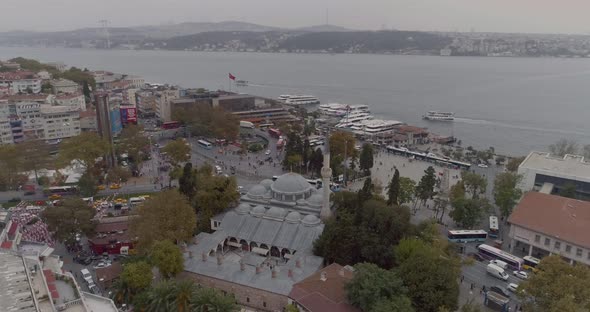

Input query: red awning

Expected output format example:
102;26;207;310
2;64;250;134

0;241;12;249
51;290;60;299
7;223;18;235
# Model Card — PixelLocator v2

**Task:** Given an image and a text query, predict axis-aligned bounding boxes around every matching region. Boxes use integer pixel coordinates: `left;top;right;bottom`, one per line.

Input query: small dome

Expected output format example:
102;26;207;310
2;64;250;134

271;173;312;196
235;203;251;215
265;207;287;219
247;184;267;199
250;205;267;217
307;193;323;208
260;179;273;190
285;211;302;224
302;214;321;226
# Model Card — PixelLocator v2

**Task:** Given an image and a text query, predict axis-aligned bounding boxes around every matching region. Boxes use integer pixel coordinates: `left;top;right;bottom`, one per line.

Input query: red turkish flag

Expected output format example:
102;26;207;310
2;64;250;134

229;73;236;80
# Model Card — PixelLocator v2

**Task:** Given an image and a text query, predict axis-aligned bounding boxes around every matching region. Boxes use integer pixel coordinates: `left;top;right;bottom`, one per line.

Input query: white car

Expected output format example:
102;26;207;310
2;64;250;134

507;283;519;292
513;270;529;279
265;150;271;155
478;163;488;168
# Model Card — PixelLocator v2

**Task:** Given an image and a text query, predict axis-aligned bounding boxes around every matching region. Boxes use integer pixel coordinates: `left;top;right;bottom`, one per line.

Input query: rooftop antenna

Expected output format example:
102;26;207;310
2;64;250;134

99;19;111;49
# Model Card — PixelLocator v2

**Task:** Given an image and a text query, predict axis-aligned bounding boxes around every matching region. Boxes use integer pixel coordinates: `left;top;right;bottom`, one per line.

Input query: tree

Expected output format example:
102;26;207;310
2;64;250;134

179;163;197;201
449;197;489;229
548;138;578;156
58;132;110;169
357;178;374;203
387;169;400;206
117;124;149;167
346;263;412;312
161;139;191;165
371;297;415;312
359;143;374;175
398;177;416;205
395;238;460;312
190;287;238;312
309;148;324;178
329;131;356;175
131;190;197;252
146;280;176;312
16;140;51;182
459;300;482;312
194;170;239;233
106;166;132;184
517;255;590;312
461;171;487;199
121;261;153;292
560;182;577;199
173;106;239;141
78;171;98;197
82;80;91;100
42;198;96;243
493;172;522;218
416;166;437;206
0;144;26;191
172;280;196;312
505;156;525;172
150;240;184;279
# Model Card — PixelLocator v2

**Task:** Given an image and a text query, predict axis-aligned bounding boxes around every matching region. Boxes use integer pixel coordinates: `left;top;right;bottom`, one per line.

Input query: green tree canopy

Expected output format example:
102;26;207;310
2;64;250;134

150;240;184;279
359;143;374;174
505;156;525;172
387;169;400;206
493;172;522;218
42;198;96;243
121;261;153;292
346;263;412;312
58;132;110;169
190;287;238;312
78;171;98;197
117;124;150;166
173;106;239;141
131;190;197;252
416;166;437;204
395;238;460;312
461;171;487;199
398;177;416;205
161;139;191;165
449;197;489;229
194;168;239;232
518;255;590;312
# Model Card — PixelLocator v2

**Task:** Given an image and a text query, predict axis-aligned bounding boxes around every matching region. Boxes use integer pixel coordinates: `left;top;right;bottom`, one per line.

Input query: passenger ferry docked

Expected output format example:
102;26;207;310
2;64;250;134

422;111;454;121
278;95;320;106
335;112;375;128
318;103;370;116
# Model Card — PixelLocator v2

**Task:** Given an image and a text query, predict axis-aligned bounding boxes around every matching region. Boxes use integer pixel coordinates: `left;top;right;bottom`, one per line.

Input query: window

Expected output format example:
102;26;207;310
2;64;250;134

587;252;590;260
246;297;250;303
263;302;267;308
566;245;572;253
544;238;550;246
576;248;583;257
554;241;561;249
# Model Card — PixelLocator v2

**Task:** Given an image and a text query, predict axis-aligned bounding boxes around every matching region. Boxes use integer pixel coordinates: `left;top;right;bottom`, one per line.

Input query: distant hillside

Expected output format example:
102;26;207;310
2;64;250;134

146;30;451;54
296;24;352;32
133;21;281;39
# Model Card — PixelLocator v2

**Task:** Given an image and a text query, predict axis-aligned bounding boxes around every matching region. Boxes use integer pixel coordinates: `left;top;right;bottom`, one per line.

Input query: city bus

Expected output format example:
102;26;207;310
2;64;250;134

43;186;78;197
523;255;540;272
477;244;523;271
162;121;181;129
197;140;213;149
489;216;499;238
447;230;488;243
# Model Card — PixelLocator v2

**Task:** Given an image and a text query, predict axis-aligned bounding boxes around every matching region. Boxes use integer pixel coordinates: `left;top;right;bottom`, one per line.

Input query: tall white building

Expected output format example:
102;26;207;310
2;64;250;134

54;92;86;111
50;78;80;94
41;105;81;141
0;71;42;94
156;88;180;122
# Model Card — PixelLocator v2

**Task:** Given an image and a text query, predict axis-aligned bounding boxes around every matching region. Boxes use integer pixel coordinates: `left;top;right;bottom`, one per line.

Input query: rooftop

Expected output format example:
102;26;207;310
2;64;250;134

0;252;37;312
289;263;359;312
51;78;78;87
95;262;122;284
519;151;590;181
508;192;590;249
40;104;79;114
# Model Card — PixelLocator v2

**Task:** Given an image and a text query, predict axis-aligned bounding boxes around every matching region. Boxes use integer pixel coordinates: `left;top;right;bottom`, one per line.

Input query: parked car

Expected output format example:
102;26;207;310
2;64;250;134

265;150;271;155
478;163;488;168
507;283;519;293
490;285;511;298
513;270;529;279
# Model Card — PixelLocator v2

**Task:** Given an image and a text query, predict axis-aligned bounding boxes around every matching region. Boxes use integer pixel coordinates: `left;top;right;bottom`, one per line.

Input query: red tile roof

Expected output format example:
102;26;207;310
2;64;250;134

289;263;360;312
7;222;18;235
1;241;12;249
508;192;590;249
95;262;123;283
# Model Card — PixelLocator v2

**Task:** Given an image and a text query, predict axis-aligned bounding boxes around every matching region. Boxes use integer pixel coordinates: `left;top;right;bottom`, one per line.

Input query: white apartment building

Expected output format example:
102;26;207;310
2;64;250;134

41;105;81;140
124;75;145;89
156;89;180;122
518;151;590;197
15;102;44;139
55;92;86;110
508;192;590;266
0;77;42;94
51;78;79;94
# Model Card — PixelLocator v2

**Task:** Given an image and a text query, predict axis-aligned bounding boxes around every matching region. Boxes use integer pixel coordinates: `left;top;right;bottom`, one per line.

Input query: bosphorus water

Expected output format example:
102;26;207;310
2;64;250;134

1;46;589;156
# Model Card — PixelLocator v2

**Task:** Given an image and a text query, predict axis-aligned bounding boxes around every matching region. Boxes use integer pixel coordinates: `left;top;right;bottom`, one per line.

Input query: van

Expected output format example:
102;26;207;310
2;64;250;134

80;268;93;284
490;259;508;270
487;264;509;281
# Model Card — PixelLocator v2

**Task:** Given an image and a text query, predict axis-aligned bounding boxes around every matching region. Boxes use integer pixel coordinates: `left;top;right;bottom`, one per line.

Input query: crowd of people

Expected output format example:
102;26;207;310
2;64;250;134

9;202;56;247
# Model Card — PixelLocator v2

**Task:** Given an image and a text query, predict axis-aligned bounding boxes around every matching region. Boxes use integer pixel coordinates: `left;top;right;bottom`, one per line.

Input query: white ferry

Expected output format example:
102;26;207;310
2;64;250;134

278;95;320;105
350;119;404;135
335;112;374;128
422;111;454;121
318;103;370;116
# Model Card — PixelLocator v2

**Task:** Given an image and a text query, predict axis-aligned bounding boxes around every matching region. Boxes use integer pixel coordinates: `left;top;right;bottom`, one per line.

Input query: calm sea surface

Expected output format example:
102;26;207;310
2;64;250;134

1;47;589;156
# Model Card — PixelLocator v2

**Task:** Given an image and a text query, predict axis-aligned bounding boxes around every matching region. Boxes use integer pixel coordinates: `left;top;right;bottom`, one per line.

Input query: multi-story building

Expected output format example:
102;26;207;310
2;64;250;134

156;88;180;122
15;102;44;139
50;78;79;94
508;192;590;266
0;71;42;94
41;105;81;141
54;92;86;110
123;75;145;89
79;110;98;132
518;151;590;199
212;94;256;112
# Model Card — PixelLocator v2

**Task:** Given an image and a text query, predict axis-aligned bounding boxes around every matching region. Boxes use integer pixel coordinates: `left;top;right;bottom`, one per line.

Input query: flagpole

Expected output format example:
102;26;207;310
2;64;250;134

229;75;231;93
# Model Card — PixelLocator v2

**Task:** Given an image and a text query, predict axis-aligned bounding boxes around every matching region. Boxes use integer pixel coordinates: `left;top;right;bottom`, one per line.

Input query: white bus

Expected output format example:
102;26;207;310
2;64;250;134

197;140;213;149
523;255;540;272
489;216;499;238
128;197;146;206
446;230;488;243
477;244;523;271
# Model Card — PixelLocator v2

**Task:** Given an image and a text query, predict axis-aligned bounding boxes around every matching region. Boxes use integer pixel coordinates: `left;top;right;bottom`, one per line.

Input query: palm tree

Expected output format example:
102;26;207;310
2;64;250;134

111;279;133;305
190;287;238;312
173;280;196;312
147;280;176;312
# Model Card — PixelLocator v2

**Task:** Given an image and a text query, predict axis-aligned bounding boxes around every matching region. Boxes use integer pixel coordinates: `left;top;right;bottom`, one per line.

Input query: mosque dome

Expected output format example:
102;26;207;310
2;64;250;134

301;214;321;226
307;193;324;208
271;173;312;196
285;211;302;224
250;205;267;217
235;203;251;215
247;184;267;199
260;179;274;190
265;207;287;220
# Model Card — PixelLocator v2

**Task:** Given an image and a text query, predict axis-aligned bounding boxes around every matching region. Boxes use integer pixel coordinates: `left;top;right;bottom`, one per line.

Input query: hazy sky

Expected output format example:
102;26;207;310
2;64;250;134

3;0;590;34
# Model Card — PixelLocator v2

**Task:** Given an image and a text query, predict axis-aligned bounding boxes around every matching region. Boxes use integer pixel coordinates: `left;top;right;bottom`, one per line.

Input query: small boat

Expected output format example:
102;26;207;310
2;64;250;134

422;111;454;121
